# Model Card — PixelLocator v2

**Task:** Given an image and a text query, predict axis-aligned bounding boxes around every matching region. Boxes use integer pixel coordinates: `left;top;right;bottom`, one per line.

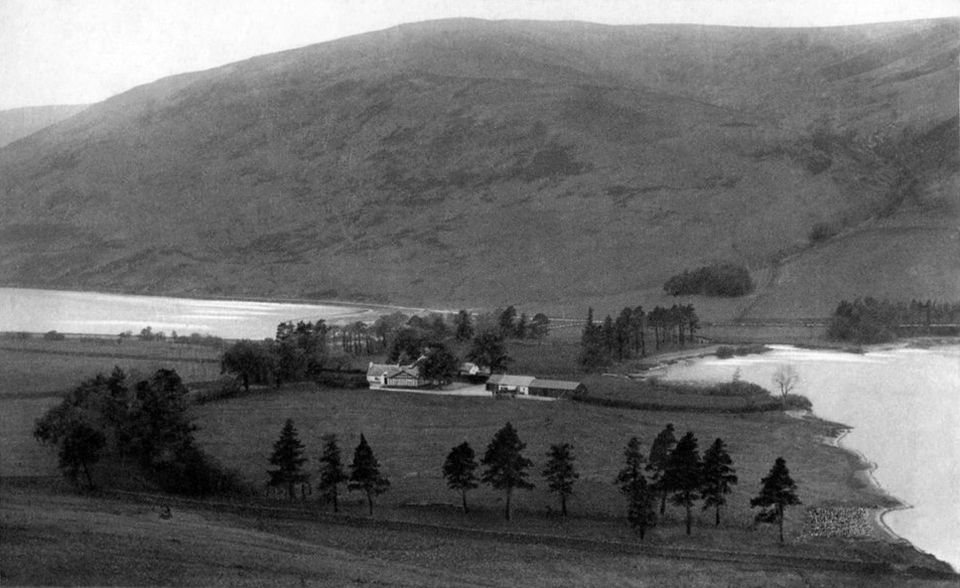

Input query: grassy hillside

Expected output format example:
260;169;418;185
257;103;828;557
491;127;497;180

6;482;952;587
0;104;87;148
0;19;955;313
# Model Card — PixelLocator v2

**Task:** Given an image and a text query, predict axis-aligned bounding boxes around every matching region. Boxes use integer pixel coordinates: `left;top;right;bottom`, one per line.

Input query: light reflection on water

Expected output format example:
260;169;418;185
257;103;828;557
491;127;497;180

653;345;960;572
0;288;375;339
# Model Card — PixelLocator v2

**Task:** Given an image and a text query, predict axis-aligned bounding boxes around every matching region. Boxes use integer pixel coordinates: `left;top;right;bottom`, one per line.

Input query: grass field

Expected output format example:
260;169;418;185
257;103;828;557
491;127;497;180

191;385;905;557
0;338;221;398
5;481;952;588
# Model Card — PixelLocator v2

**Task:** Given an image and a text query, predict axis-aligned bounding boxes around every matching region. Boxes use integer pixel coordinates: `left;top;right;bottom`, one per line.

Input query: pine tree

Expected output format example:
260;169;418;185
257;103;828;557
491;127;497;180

663;431;702;535
542;443;579;516
267;419;309;500
615;437;655;539
348;434;390;515
751;457;801;543
454;310;474;342
579;307;610;372
442;442;479;513
481;422;534;520
317;433;348;512
646;423;677;514
701;438;737;526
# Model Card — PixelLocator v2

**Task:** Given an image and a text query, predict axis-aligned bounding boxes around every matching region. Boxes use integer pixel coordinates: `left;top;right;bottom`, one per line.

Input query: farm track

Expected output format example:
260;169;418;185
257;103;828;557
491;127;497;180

97;488;954;580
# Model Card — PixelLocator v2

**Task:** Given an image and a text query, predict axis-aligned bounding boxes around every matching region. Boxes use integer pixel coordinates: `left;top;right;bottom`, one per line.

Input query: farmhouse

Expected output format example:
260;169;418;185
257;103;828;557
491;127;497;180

486;374;585;398
366;363;425;389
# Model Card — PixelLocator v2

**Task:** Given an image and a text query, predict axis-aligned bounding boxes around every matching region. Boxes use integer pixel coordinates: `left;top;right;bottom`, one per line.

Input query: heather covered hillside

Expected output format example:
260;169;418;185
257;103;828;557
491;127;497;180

0;18;956;313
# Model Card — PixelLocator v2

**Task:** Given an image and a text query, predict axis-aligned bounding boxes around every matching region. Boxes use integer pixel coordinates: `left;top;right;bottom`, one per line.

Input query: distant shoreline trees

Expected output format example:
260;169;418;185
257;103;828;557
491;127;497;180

828;298;960;343
579;303;699;372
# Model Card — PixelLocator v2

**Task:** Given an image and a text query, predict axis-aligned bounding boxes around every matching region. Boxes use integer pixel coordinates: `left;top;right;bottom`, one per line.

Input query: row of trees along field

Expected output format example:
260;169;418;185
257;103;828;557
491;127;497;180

263;420;800;544
828;298;960;343
579;304;700;371
220;309;549;392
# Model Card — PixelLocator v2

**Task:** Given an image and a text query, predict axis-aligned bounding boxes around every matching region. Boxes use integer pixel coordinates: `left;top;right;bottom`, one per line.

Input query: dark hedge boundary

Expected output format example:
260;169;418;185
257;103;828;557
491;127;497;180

569;393;812;414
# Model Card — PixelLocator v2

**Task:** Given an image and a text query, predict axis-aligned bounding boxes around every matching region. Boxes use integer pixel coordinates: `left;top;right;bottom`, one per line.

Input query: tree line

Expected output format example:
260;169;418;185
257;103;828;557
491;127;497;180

262;420;800;543
220;309;552;392
829;298;960;343
579;304;700;372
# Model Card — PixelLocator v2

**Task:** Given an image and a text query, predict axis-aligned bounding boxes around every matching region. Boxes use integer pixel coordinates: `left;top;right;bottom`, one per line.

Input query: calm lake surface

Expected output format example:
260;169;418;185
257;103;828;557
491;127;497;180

651;345;960;572
0;288;375;339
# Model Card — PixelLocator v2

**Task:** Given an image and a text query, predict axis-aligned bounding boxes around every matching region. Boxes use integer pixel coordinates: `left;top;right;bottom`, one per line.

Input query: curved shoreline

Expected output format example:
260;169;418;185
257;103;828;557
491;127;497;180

828;427;910;543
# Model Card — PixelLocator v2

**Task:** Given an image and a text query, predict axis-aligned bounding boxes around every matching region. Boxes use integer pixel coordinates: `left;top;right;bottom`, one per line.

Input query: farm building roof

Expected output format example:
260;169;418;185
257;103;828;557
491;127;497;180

367;363;420;378
529;379;582;390
486;374;536;387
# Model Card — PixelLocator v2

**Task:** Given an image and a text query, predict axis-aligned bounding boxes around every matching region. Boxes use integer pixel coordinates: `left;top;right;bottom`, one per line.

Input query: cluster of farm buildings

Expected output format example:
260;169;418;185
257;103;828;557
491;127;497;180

365;362;585;399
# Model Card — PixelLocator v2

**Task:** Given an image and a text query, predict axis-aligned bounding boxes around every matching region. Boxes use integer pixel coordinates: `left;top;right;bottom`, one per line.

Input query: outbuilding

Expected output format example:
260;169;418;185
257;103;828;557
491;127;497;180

528;378;586;399
485;374;536;396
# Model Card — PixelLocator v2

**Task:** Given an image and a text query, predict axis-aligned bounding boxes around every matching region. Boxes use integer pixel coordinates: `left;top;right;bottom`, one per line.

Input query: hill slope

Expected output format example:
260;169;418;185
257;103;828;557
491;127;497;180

0;104;88;148
0;19;956;313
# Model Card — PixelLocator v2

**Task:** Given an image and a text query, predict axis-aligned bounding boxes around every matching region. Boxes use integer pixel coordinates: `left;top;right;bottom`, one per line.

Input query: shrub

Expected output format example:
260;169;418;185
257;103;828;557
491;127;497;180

715;345;770;359
808;222;839;243
43;330;66;341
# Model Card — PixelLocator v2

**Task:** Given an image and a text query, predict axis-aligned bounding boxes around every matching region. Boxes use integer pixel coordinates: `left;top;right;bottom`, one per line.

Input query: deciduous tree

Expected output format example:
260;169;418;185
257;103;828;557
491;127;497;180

466;329;511;373
772;365;799;409
221;340;277;392
442;442;479;513
542;443;578;516
529;313;550;343
420;343;460;387
34;405;105;489
481;422;534;520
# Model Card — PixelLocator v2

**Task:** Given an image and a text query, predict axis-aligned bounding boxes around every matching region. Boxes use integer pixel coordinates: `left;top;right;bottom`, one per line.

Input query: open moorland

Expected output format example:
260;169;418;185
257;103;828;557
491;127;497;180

0;19;956;314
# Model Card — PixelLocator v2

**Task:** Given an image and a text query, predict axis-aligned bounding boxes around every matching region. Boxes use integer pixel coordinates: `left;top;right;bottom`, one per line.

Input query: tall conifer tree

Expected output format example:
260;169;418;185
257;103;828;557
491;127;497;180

267;419;309;500
348;434;390;515
481;422;534;520
701;438;737;526
751;457;800;543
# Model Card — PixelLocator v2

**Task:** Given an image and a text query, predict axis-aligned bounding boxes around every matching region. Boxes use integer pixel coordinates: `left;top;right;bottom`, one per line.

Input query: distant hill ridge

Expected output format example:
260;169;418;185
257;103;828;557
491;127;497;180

0;104;88;148
0;18;956;316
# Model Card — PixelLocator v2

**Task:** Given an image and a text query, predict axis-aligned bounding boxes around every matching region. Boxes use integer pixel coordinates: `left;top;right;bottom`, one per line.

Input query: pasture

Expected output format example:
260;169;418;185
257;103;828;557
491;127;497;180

191;384;897;557
0;337;222;477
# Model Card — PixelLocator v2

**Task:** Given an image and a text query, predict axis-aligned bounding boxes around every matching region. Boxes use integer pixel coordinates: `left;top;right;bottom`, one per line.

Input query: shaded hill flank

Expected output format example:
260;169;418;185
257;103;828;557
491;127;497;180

0;19;956;311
